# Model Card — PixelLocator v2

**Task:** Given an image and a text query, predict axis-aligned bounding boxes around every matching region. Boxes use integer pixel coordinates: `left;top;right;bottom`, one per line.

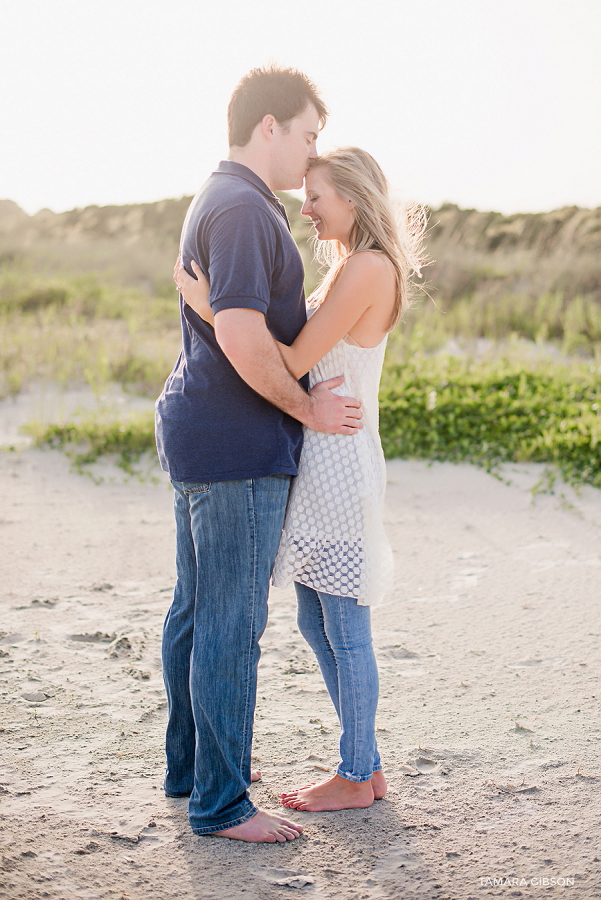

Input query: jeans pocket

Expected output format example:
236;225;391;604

182;481;212;495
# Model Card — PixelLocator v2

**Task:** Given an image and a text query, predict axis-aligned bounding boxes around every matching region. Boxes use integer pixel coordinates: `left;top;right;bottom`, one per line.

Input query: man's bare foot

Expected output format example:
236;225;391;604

209;809;302;843
280;774;375;812
372;770;387;799
167;769;261;798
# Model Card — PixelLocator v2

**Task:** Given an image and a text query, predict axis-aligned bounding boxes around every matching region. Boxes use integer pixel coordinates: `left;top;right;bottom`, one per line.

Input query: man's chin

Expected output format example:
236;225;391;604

274;171;304;192
288;174;305;191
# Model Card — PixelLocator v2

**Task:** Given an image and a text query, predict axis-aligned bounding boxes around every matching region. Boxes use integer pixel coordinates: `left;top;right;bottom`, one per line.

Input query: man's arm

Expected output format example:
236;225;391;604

215;308;362;434
201;203;361;434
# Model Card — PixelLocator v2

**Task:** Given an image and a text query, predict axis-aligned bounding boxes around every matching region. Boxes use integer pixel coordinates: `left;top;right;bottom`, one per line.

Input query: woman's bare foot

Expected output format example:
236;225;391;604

280;774;375;812
281;769;387;805
280;781;315;799
210;809;303;842
372;769;387;799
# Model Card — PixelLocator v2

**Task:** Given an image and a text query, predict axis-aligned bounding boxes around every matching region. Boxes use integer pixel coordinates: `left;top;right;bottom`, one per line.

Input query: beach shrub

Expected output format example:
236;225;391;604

379;357;601;487
23;414;156;475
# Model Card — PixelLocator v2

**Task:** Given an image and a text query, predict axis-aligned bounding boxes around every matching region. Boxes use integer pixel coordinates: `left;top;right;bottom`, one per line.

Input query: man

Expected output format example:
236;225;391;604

155;66;362;843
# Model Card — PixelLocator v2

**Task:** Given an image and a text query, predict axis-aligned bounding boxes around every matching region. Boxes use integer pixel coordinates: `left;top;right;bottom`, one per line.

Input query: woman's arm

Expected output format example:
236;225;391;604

277;252;395;378
176;252;394;378
174;257;214;326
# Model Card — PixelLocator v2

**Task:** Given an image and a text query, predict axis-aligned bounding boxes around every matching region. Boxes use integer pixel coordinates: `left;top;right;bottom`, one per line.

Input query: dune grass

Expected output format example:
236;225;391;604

0;263;181;399
403;281;601;359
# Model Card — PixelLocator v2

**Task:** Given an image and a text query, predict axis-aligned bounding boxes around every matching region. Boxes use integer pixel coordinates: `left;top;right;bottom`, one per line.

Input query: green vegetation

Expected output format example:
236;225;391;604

408;202;601;358
380;355;601;488
23;413;156;476
1;196;600;486
22;353;600;488
398;288;601;358
0;263;180;399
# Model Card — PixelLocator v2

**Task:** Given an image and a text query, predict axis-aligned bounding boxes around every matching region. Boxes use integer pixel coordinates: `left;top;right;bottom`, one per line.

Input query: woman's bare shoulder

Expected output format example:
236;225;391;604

337;252;395;300
343;250;395;280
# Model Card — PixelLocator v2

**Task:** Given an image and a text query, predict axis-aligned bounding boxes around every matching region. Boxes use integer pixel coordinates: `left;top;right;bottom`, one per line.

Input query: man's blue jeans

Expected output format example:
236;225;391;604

294;582;381;782
162;475;290;834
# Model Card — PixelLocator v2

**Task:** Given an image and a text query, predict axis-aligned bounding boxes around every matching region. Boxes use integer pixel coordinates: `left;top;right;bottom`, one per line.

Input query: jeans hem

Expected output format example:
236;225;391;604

164;790;192;798
336;767;375;783
190;803;258;835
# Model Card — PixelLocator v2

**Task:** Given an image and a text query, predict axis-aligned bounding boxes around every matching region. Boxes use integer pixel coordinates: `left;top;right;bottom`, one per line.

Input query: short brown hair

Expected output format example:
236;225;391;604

227;66;328;148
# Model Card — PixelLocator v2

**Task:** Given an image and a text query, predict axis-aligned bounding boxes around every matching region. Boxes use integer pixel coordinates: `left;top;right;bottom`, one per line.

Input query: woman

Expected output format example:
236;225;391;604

175;147;425;812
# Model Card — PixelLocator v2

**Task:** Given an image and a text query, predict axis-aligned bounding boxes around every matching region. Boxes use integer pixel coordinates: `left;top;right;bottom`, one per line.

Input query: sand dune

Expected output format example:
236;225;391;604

1;449;600;899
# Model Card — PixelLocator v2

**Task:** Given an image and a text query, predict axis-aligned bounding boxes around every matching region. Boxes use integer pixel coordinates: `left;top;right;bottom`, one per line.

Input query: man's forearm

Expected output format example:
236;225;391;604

216;312;313;422
214;308;362;435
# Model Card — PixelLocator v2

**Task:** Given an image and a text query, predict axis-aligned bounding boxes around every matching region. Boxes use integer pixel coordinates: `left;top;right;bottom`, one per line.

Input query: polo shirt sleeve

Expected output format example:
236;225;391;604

207;203;276;316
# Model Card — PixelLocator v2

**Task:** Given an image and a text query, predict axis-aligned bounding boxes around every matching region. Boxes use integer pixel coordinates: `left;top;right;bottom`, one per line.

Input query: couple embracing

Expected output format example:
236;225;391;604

155;65;424;843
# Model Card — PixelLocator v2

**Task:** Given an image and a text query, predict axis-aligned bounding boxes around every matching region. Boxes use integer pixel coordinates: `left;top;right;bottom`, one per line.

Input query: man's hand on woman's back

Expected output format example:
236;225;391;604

307;376;363;435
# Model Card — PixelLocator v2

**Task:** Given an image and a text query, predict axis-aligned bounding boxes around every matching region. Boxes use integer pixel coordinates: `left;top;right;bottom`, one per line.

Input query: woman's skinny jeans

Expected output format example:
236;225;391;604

294;582;381;782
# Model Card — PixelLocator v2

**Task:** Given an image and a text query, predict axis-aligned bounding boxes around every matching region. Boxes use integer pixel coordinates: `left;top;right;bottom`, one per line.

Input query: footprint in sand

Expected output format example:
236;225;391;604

366;839;422;889
108;635;133;657
414;756;449;775
382;646;419;660
21;691;48;703
252;868;315;889
68;632;115;643
404;747;450;776
1;633;25;645
506;657;563;668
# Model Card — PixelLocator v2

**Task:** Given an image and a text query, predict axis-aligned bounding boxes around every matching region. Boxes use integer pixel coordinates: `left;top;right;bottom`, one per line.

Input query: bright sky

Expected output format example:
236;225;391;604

1;0;600;215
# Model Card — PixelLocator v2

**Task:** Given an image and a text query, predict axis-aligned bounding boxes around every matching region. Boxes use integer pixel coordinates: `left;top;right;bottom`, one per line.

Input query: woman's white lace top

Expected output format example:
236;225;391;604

272;330;393;605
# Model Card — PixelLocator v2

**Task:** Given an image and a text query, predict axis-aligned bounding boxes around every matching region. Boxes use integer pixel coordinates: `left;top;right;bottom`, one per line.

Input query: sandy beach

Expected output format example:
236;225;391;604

1;446;600;899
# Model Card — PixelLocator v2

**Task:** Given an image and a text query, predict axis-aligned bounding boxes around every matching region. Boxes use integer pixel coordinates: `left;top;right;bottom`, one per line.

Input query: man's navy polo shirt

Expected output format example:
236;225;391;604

155;161;308;483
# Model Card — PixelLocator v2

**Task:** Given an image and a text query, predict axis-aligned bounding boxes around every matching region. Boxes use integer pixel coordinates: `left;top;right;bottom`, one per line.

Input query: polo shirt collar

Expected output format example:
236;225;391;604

215;160;277;201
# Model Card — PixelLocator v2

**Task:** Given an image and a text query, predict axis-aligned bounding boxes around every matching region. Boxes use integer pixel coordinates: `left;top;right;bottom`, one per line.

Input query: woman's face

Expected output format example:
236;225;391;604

301;167;355;246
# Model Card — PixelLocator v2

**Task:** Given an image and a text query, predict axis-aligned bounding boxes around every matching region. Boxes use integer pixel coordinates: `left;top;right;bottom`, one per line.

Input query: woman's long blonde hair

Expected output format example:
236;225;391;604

307;147;427;330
